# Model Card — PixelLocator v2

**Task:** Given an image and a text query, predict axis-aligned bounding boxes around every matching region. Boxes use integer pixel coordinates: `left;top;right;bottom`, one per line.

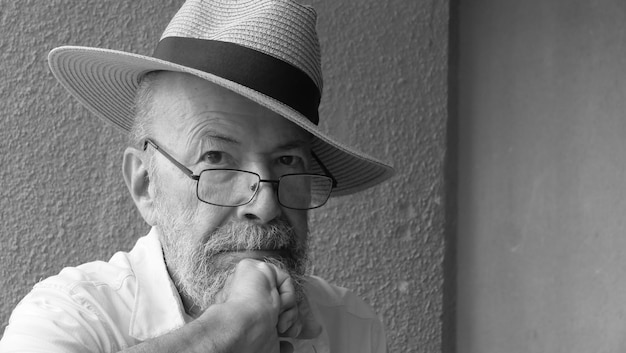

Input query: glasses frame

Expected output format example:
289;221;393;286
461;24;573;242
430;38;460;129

143;138;337;210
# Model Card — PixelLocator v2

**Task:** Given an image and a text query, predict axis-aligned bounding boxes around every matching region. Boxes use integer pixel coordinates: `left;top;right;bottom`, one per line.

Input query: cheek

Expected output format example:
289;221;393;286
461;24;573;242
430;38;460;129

192;203;233;236
151;160;236;241
153;172;208;232
154;181;197;219
284;209;309;241
151;164;197;205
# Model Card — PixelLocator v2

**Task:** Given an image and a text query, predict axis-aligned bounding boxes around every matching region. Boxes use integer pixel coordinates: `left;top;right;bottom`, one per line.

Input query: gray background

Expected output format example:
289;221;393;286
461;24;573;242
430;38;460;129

458;0;626;352
0;1;449;352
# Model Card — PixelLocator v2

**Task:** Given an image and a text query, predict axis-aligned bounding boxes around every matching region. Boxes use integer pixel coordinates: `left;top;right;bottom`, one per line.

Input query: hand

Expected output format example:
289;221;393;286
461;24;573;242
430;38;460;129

120;259;321;353
278;295;322;353
278;290;322;339
213;259;321;352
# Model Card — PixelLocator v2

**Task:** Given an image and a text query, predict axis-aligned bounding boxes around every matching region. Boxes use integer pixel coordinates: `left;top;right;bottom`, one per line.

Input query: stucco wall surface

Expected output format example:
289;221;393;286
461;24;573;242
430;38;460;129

0;1;449;352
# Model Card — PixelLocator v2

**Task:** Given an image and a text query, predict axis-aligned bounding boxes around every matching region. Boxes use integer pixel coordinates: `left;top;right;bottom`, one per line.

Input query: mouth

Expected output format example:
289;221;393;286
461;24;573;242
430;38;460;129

216;249;290;261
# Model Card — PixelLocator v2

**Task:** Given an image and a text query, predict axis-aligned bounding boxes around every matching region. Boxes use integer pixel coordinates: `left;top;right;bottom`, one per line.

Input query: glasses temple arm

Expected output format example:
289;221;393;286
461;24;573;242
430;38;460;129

143;139;199;180
311;151;337;188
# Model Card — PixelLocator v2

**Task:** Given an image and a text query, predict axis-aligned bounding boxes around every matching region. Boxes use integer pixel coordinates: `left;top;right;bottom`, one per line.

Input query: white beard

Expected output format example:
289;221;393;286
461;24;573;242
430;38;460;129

152;187;309;314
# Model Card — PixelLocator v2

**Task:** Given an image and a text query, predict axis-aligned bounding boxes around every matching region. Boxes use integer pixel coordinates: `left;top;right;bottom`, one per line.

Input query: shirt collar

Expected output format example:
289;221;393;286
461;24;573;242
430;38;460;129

125;228;332;349
128;227;192;340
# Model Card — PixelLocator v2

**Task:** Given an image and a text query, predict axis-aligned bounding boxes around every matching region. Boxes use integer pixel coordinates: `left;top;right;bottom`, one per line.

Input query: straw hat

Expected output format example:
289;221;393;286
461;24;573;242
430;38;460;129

48;0;394;196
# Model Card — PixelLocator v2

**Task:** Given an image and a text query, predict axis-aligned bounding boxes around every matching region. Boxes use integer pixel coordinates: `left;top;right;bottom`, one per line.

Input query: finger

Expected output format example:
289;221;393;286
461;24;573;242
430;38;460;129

279;296;322;339
215;259;261;303
257;262;295;314
281;317;303;338
218;259;280;304
296;296;322;339
272;264;293;295
277;276;297;315
277;306;301;336
253;260;279;286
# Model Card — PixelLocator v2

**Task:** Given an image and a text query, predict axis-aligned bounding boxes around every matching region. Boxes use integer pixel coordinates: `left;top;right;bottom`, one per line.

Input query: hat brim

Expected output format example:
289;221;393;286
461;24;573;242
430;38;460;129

48;46;394;196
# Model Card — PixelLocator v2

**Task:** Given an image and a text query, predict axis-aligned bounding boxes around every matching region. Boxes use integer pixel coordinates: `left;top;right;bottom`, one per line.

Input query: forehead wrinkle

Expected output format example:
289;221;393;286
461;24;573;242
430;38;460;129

151;88;196;145
182;112;241;150
275;138;311;152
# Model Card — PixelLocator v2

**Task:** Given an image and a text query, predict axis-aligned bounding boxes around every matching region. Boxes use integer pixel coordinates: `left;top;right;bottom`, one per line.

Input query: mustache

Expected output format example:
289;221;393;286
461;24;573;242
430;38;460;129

202;218;298;254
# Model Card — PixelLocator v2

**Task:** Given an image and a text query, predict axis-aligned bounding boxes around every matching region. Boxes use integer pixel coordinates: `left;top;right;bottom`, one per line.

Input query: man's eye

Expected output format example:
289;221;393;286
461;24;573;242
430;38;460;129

204;151;225;164
279;155;300;166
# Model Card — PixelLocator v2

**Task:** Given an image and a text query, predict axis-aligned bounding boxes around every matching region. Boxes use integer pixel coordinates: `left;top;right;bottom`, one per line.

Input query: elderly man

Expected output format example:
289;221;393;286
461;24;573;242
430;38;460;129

0;1;393;352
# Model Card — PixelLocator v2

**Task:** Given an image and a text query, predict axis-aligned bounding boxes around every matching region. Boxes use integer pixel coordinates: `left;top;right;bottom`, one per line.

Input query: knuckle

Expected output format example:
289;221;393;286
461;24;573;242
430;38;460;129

236;258;259;270
254;260;275;273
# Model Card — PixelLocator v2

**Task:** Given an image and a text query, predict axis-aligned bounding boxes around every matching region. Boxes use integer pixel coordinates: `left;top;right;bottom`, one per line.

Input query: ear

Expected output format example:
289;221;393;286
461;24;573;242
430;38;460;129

123;146;157;226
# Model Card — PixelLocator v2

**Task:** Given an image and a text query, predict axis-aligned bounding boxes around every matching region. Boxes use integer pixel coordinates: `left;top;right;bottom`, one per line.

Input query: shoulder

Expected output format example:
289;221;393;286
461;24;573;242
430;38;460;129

304;275;379;319
303;276;387;353
34;250;136;301
0;253;138;352
16;251;137;318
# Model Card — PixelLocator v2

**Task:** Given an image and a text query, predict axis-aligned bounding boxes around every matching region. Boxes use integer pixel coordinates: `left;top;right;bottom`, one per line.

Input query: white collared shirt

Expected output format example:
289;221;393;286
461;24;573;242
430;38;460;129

0;228;386;352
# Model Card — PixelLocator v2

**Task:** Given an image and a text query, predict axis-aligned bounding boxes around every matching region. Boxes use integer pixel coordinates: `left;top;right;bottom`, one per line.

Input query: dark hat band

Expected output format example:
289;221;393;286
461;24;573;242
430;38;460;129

153;37;320;124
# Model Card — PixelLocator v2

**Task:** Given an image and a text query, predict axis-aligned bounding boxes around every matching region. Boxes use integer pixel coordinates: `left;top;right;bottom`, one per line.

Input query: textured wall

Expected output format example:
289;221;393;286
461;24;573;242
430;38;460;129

0;1;449;352
457;0;626;352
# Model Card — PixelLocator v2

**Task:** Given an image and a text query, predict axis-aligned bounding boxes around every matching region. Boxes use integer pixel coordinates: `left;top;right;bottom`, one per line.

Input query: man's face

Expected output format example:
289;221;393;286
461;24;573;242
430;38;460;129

145;72;311;315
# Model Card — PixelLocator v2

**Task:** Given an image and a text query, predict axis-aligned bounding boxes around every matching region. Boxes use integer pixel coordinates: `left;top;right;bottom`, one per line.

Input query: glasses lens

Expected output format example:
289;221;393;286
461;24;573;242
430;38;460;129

197;169;259;206
279;174;333;209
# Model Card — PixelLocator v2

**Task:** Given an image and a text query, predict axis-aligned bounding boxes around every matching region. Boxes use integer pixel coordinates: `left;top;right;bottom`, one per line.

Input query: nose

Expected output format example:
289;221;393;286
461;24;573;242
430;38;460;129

236;178;282;224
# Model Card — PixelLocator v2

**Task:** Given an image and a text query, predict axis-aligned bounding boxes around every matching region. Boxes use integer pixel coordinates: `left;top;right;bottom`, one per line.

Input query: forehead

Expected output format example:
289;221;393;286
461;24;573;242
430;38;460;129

147;72;310;147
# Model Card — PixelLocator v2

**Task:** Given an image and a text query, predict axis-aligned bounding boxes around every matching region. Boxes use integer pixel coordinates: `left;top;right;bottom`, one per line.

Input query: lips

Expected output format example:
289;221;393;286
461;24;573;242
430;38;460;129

216;249;290;261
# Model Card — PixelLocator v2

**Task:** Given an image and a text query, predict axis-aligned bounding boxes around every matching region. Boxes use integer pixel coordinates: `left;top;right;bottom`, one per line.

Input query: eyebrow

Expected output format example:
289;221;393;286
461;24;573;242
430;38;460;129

195;130;241;147
275;139;311;152
190;127;311;152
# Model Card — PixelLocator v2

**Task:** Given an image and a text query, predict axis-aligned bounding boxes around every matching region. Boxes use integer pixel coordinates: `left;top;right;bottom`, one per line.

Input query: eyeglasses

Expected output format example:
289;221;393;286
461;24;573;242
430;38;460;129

143;139;337;210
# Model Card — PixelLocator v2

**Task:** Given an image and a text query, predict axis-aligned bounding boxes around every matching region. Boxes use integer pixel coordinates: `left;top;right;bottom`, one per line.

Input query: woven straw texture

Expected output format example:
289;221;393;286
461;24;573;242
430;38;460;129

162;0;323;90
48;0;394;196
